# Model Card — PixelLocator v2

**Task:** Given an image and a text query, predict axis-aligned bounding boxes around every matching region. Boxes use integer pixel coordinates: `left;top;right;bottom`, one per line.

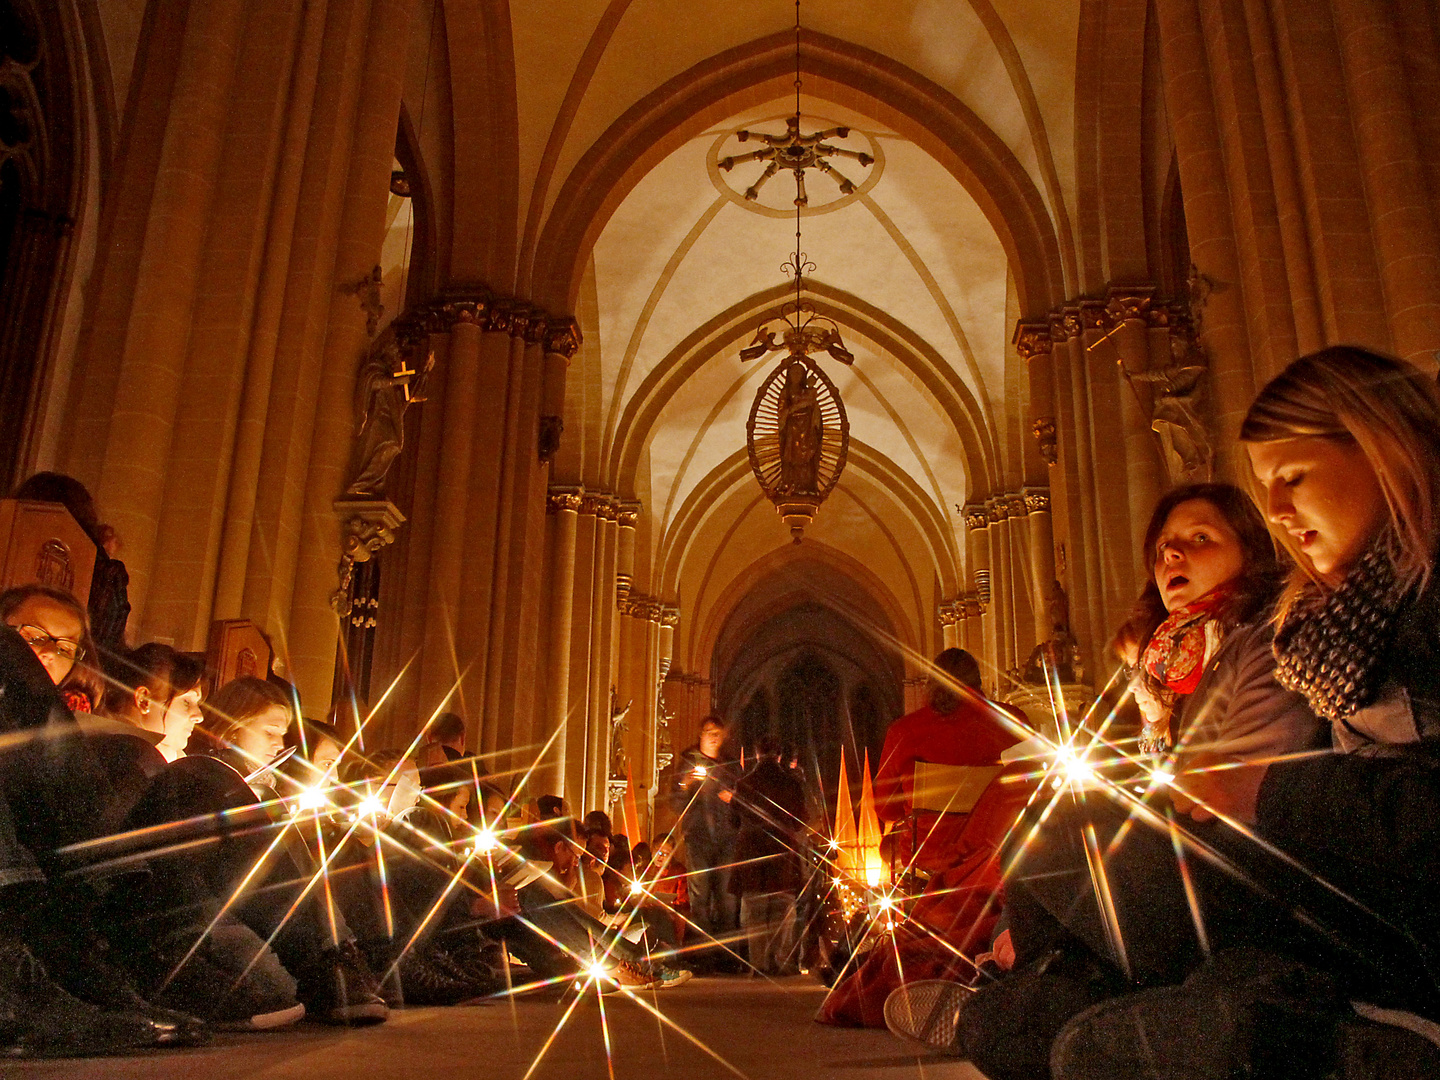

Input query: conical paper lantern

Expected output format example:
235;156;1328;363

858;749;885;886
833;755;857;871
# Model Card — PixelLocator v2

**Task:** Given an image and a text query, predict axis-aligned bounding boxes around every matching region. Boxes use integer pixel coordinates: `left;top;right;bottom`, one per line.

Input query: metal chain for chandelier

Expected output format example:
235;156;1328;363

737;0;872;543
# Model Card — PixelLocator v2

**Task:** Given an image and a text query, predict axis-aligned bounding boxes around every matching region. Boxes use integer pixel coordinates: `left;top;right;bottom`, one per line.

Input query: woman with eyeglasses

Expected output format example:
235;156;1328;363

0;584;103;712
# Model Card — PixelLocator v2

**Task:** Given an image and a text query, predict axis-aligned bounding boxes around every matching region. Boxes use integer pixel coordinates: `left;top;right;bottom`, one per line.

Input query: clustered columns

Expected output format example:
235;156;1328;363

538;491;678;821
363;291;580;757
1017;286;1198;680
955;489;1051;693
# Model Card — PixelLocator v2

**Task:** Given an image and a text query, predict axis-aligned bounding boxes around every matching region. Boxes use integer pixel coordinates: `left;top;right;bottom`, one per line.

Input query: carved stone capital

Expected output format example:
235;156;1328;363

985;499;1009;524
1105;285;1155;324
660;605;680;628
1023;486;1051;514
1080;299;1110;333
616;500;642;528
937;601;960;627
596;498;619;522
1012;320;1054;361
961;594;984;619
546;486;584;515
962;503;989;531
543;317;582;360
330;499;406;616
1032;417;1058;465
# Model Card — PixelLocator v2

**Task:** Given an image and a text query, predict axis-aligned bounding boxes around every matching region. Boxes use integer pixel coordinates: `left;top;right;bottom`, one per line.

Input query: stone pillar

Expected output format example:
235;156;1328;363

1330;0;1440;361
545;487;583;799
418;306;484;720
1107;287;1166;560
588;499;619;811
938;602;960;650
963;504;995;691
1154;0;1256;440
986;498;1014;680
1023;487;1056;636
567;493;601;811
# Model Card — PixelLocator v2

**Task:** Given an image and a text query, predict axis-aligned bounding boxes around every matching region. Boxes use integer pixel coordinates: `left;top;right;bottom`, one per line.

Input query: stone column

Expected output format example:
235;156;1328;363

1330;0;1440;360
545;487;583;799
1107;287;1166;561
1154;0;1256;440
963;504;995;690
986;498;1014;679
588;499;619;811
938;602;960;650
567;493;601;811
1023;487;1056;637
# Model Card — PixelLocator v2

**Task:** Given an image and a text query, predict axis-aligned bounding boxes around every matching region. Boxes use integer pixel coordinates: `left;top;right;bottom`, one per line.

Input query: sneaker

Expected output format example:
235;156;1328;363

141;922;304;1031
390;949;478;1006
0;936;177;1057
883;980;969;1052
297;941;389;1024
650;965;693;989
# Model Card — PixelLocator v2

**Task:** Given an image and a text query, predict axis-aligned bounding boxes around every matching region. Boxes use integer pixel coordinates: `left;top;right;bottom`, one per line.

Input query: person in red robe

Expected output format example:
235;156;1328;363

818;648;1033;1027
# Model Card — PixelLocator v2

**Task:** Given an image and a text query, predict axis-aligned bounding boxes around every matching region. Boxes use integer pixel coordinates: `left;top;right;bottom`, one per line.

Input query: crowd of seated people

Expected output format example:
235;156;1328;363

0;491;714;1058
876;346;1440;1079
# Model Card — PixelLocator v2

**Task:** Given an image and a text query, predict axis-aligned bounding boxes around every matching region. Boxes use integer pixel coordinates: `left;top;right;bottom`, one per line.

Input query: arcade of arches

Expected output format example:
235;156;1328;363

7;0;1440;833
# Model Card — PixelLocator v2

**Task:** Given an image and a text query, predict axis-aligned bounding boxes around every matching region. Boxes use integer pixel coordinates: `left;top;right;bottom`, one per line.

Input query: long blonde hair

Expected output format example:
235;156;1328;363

1239;347;1440;611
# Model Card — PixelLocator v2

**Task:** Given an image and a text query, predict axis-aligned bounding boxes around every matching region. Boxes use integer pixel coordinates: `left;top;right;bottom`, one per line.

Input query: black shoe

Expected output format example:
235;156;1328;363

391;949;479;1006
36;943;209;1047
297;941;388;1024
955;958;1118;1080
0;937;178;1058
1050;948;1362;1080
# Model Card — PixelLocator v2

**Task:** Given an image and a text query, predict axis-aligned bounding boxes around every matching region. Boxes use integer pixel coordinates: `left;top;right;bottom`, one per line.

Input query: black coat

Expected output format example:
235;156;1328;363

668;745;739;851
729;759;807;896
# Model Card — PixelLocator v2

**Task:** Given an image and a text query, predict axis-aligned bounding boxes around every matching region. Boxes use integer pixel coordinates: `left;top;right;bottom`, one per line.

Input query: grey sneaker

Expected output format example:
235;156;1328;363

882;980;969;1053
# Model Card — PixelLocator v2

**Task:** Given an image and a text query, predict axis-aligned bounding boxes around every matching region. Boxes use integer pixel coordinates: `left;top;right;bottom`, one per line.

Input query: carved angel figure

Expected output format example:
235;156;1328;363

1123;337;1213;485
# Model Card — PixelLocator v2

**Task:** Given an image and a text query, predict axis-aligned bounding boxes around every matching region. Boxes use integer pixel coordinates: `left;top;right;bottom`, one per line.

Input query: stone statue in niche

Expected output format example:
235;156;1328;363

777;359;823;493
609;687;632;781
1121;335;1213;486
345;334;433;497
1021;579;1083;685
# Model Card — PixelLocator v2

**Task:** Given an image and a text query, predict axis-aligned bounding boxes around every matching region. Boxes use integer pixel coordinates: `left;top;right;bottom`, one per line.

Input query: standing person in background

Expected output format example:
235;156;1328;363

730;733;807;975
669;716;740;953
424;712;467;762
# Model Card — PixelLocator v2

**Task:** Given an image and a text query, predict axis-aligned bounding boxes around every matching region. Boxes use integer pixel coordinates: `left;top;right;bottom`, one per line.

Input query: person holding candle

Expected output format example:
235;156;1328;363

669;716;741;951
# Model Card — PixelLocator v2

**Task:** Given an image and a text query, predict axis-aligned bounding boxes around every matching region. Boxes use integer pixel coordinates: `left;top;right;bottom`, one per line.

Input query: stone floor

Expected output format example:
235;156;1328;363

10;976;984;1080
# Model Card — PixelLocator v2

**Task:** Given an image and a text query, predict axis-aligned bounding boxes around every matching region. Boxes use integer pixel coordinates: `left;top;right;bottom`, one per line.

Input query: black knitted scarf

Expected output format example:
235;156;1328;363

1272;537;1410;723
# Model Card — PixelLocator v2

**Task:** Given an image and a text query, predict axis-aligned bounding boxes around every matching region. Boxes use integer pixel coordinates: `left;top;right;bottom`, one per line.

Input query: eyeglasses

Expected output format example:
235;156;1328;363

12;624;84;662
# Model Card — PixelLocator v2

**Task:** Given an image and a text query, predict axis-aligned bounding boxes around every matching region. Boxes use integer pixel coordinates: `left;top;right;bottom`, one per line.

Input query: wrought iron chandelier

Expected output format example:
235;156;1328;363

738;0;866;543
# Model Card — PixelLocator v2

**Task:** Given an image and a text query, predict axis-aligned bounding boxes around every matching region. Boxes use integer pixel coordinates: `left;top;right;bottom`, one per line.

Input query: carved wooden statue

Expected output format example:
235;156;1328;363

777;360;823;493
1122;336;1213;486
608;687;633;781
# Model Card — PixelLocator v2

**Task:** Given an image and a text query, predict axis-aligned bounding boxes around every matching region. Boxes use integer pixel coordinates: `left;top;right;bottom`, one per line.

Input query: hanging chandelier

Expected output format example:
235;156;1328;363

737;0;865;543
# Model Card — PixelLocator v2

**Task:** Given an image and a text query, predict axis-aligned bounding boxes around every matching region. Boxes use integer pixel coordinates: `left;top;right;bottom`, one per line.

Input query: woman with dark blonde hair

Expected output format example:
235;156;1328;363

0;583;104;713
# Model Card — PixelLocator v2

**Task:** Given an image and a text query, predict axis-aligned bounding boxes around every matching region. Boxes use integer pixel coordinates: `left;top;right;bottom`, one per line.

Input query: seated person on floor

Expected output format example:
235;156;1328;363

0;601;207;1055
882;481;1329;1078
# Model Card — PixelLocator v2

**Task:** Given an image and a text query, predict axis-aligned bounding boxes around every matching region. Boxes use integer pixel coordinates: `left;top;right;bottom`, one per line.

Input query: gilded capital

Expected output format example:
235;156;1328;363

660;605;680;628
544;317;582;360
546;487;584;515
1105;286;1155;324
1012;320;1053;361
962;502;988;531
616;500;642;528
1022;486;1051;514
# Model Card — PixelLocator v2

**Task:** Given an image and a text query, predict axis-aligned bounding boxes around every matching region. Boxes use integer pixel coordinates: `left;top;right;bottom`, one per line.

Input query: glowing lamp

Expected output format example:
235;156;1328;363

1150;768;1175;787
472;828;500;853
629;880;644;896
692;765;708;779
863;860;885;888
356;795;385;817
876;894;894;911
295;787;329;812
587;961;611;982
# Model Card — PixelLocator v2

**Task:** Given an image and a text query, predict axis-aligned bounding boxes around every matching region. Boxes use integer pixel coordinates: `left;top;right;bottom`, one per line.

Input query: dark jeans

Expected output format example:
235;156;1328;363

1005;791;1307;988
685;836;738;939
489;884;647;981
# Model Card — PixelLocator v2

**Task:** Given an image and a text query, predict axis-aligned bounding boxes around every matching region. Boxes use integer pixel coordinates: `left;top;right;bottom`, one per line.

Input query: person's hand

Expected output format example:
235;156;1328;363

718;789;732;803
975;928;1016;971
470;882;519;919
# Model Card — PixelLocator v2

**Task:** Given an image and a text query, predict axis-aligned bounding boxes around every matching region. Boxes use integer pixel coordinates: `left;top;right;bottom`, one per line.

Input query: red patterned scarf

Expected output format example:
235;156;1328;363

1137;583;1232;751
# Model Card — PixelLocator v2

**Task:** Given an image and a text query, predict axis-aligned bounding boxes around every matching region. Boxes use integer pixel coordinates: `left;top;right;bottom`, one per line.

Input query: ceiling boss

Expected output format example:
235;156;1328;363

732;0;867;544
